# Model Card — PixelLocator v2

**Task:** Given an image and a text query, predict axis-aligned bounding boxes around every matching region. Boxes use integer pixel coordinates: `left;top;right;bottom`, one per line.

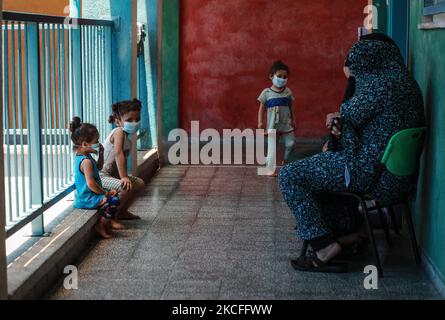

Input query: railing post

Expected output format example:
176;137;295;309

157;0;164;164
0;0;10;300
131;0;138;99
26;22;45;236
69;0;82;119
129;0;138;173
104;26;112;125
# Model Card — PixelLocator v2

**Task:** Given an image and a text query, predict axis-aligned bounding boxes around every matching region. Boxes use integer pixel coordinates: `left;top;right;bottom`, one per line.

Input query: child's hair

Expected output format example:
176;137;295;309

69;117;99;146
109;98;142;124
269;60;290;76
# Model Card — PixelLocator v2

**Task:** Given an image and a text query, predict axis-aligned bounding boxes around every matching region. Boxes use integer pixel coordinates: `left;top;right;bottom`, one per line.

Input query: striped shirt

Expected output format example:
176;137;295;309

258;87;295;133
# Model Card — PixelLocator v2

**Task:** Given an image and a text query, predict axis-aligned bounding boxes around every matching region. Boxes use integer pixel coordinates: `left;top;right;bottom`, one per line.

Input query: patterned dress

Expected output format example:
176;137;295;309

279;39;426;242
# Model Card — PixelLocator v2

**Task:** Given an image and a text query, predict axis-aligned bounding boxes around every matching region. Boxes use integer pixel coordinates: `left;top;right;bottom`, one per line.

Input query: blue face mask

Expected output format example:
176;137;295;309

123;121;141;134
272;75;288;88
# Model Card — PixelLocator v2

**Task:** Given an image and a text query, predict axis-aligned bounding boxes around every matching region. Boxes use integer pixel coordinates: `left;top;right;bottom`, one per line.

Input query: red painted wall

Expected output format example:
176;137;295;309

179;0;368;138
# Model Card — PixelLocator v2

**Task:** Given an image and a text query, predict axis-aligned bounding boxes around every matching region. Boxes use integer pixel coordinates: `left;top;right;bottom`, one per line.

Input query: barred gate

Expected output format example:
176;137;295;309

1;12;114;237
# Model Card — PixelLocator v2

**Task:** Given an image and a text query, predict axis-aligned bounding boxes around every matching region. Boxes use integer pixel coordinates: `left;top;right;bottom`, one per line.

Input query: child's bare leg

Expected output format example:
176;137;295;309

111;219;127;230
100;195;126;230
118;178;144;220
95;217;112;239
282;133;296;166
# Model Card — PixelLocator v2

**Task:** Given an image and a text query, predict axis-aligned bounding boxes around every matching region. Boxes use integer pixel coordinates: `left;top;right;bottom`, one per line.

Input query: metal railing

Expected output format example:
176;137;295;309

1;12;114;238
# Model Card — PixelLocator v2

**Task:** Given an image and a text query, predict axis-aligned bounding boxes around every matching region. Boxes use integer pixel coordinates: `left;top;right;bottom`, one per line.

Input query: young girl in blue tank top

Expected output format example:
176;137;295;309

70;117;121;239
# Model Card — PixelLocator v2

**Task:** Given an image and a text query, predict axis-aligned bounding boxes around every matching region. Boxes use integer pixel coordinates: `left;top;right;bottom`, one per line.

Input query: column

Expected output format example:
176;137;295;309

0;0;9;300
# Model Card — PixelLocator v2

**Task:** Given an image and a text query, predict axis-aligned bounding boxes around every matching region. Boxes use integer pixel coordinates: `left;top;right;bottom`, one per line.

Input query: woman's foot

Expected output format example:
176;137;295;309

118;211;141;220
316;242;342;263
95;218;112;239
111;219;127;230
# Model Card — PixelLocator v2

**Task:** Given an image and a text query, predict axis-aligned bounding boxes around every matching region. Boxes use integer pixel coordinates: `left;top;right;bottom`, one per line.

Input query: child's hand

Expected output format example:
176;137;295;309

258;122;265;130
121;177;133;191
106;190;117;197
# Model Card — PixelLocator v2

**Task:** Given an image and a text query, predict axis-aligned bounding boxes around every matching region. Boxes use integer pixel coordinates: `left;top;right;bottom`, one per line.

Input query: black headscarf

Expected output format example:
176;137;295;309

360;33;398;48
328;33;401;151
342;33;400;104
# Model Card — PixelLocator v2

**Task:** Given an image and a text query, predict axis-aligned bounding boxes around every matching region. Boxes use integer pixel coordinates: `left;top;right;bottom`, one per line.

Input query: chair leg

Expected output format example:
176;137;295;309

404;202;421;265
388;206;401;235
377;207;393;247
361;200;384;278
300;241;309;258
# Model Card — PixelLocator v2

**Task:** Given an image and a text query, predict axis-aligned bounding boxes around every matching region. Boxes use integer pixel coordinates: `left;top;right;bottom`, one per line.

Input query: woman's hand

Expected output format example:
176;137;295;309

326;112;342;138
331;118;342;138
326;112;341;129
322;141;330;153
121;177;133;191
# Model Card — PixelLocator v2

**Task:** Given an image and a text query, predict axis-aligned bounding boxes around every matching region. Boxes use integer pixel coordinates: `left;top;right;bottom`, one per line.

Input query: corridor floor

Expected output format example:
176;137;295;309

50;166;442;300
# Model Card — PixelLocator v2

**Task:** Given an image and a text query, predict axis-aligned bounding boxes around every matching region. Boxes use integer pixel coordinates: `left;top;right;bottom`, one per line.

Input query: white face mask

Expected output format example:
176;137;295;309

90;143;101;155
272;75;288;88
123;121;141;134
75;143;101;161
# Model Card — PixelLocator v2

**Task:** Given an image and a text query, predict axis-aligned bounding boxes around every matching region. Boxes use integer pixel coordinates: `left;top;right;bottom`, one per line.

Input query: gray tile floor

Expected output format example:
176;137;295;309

50;166;442;300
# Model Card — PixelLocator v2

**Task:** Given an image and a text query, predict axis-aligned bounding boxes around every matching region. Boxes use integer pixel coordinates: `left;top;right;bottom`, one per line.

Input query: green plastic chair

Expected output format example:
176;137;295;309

381;127;427;177
300;127;427;277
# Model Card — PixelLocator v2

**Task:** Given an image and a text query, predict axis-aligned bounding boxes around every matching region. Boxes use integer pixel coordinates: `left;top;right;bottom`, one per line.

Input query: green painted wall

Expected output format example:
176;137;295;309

409;0;445;292
161;0;179;142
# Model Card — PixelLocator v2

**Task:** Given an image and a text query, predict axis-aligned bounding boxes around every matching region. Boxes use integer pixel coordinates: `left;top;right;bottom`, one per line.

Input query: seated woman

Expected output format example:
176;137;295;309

279;33;426;273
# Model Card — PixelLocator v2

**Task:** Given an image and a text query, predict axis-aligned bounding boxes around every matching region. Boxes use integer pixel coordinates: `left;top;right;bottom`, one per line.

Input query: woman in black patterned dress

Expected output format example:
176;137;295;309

279;34;426;273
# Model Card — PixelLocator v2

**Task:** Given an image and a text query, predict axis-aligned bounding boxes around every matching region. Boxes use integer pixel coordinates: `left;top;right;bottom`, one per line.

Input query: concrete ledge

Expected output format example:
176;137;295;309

7;209;99;300
6;149;159;300
135;148;160;183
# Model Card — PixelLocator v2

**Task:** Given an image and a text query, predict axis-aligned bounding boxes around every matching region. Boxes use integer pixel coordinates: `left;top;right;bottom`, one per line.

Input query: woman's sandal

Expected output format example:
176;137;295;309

291;255;348;274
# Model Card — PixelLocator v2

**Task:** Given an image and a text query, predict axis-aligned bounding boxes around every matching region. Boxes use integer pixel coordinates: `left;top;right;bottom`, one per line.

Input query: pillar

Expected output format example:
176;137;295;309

0;0;9;300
